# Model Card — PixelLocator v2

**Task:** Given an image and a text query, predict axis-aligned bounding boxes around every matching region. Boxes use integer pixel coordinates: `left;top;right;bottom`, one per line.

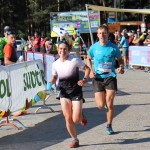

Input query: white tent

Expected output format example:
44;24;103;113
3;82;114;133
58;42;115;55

87;5;150;15
86;4;150;44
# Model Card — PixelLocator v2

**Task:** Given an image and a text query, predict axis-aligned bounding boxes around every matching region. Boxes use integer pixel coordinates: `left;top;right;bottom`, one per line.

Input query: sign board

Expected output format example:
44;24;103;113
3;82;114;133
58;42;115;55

50;11;100;33
108;12;115;18
26;52;34;61
108;23;120;33
51;26;77;37
129;46;150;66
108;18;116;23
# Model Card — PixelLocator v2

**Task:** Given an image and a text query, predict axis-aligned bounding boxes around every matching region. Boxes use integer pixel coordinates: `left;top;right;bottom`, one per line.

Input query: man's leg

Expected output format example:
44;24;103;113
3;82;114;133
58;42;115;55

94;91;106;109
105;89;116;134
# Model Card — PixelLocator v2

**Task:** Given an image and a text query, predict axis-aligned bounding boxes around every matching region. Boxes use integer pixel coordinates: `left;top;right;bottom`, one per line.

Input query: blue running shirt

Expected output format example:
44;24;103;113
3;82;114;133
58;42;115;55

88;41;121;78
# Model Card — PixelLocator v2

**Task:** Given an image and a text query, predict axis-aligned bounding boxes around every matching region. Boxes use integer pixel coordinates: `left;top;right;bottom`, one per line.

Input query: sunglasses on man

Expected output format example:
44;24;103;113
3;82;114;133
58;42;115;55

7;31;16;35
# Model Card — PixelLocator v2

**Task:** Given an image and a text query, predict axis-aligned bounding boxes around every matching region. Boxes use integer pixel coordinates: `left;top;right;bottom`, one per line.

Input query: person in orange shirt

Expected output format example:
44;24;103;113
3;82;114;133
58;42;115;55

33;32;40;52
4;31;17;65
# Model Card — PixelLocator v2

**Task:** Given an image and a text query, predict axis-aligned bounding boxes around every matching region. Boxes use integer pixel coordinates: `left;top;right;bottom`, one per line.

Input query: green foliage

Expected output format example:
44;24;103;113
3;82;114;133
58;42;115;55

0;0;150;36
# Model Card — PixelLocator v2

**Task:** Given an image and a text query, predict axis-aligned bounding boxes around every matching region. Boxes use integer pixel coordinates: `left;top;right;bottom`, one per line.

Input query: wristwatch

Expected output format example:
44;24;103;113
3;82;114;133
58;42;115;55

83;77;87;81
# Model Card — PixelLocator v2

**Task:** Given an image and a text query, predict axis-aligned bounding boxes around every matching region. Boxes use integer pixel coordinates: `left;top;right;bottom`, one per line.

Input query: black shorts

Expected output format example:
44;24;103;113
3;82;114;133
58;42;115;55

92;76;117;93
59;81;85;103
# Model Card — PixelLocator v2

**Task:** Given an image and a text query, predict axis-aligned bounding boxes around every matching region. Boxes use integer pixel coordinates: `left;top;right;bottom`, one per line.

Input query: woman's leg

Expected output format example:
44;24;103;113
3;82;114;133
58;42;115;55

60;98;76;138
72;100;83;124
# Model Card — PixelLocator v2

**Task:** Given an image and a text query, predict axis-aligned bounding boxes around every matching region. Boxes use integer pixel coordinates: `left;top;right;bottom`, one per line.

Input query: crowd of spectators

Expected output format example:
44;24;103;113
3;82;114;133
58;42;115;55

109;27;150;71
21;32;57;55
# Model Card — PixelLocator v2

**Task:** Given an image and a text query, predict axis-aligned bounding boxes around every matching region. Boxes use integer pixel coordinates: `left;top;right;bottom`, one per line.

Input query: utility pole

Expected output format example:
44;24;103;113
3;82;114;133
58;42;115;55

114;0;117;22
58;0;60;12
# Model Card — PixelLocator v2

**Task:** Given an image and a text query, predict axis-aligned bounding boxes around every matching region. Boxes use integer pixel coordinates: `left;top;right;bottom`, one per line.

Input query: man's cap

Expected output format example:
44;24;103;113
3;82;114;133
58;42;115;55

4;26;11;33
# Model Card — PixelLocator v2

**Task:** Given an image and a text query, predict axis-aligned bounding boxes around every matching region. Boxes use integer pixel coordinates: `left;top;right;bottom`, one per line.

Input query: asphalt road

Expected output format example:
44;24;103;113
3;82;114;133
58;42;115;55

0;69;150;150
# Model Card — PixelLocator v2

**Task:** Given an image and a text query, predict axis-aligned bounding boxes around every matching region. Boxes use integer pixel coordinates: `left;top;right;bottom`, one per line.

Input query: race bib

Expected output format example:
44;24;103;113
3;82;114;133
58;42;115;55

98;62;112;73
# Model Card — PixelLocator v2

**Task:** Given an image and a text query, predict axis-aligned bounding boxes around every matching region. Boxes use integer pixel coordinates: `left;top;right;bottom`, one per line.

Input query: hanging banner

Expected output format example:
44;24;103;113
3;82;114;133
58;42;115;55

0;67;10;112
129;46;150;66
44;54;55;82
34;52;44;63
26;52;34;61
50;10;100;33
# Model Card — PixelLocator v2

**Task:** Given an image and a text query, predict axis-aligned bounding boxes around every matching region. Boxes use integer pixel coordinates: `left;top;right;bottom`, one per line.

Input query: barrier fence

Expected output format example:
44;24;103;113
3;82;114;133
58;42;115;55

24;51;56;82
3;46;150;128
129;46;150;67
0;60;46;121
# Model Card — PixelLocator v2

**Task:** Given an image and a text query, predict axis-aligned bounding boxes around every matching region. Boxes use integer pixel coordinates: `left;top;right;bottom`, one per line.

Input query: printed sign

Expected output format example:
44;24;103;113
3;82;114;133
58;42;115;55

129;46;150;66
0;60;46;117
44;54;55;82
50;11;100;33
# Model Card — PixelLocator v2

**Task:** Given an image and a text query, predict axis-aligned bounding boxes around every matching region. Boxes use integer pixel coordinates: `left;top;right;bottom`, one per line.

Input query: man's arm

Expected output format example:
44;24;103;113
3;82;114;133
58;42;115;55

4;57;16;65
116;57;124;74
86;55;95;78
82;65;90;79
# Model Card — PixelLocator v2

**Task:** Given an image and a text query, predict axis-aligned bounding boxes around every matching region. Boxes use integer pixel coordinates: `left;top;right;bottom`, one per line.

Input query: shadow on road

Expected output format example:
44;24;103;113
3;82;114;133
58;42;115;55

0;104;129;150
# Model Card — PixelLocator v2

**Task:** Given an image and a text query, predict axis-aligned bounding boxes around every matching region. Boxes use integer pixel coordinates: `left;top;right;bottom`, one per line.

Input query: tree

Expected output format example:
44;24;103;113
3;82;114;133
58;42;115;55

0;0;150;37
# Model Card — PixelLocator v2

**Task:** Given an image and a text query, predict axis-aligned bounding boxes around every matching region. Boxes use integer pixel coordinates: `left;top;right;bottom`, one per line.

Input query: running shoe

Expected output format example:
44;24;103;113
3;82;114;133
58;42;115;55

124;65;128;69
56;90;60;100
104;105;108;110
81;113;87;126
106;126;114;135
69;139;79;148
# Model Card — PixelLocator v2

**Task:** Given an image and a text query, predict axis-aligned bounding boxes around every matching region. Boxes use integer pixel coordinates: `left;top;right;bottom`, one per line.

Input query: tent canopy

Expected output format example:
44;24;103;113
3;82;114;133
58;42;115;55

87;4;150;15
86;4;150;45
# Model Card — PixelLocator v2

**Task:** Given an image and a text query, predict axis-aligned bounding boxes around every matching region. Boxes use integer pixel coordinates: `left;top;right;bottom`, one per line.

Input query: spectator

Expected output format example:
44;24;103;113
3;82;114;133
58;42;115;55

26;35;33;51
71;33;81;58
45;37;53;54
33;32;40;52
120;29;129;69
40;36;46;53
0;26;10;65
4;31;17;65
21;35;27;51
143;28;150;46
128;30;135;46
133;29;145;70
108;33;116;44
114;30;121;46
133;29;145;46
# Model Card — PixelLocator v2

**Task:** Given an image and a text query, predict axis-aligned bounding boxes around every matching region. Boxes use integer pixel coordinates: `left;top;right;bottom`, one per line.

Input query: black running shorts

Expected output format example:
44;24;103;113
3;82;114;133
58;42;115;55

92;76;117;92
59;80;85;102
